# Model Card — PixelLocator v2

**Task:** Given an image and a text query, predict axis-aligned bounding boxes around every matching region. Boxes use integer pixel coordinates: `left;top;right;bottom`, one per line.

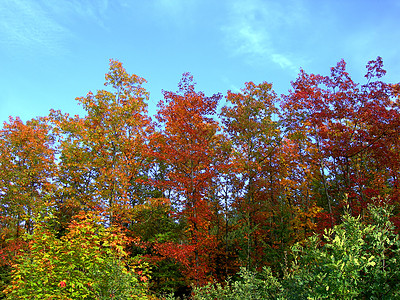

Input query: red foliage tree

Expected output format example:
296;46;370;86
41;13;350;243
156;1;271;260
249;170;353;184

151;73;224;285
281;57;400;222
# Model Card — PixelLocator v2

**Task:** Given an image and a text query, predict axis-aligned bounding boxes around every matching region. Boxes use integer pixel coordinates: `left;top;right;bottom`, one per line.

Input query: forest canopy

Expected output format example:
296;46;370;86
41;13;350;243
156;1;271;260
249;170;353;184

1;57;400;299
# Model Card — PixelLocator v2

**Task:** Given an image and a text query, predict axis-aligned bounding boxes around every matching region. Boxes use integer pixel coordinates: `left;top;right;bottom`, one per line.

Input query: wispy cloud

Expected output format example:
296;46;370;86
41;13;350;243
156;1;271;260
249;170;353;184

44;0;110;28
151;0;199;25
221;0;308;72
271;54;295;70
0;0;70;55
0;0;111;56
154;0;193;15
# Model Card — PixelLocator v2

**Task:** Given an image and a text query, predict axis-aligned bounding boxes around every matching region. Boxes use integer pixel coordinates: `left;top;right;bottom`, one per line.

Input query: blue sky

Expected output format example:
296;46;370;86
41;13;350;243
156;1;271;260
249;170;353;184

1;0;399;124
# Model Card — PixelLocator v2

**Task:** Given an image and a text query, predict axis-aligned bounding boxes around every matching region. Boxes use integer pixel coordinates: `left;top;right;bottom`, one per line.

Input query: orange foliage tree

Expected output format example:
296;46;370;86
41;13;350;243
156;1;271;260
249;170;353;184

0;116;56;295
50;59;152;226
0;116;56;237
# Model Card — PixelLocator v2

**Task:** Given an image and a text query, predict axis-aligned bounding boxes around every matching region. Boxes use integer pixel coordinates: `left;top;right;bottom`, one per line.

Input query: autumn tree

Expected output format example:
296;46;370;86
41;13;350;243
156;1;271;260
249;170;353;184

50;59;152;226
4;211;150;299
2;56;399;296
220;81;288;270
281;57;400;223
0;116;56;297
151;73;225;285
0;116;56;237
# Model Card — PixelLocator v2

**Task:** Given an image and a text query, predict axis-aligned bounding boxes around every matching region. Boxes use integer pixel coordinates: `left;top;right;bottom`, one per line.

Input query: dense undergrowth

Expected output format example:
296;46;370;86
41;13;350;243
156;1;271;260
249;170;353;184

1;202;399;299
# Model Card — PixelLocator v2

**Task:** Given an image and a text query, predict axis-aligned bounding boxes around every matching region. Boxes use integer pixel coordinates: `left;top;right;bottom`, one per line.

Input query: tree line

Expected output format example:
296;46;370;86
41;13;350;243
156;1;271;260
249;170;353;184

0;57;399;298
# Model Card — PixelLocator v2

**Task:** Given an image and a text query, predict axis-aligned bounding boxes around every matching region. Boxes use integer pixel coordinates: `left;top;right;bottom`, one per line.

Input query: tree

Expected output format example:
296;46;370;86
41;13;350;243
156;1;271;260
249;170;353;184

191;201;400;299
220;81;286;270
50;59;152;226
281;57;400;223
284;200;400;299
0;116;56;237
151;73;224;285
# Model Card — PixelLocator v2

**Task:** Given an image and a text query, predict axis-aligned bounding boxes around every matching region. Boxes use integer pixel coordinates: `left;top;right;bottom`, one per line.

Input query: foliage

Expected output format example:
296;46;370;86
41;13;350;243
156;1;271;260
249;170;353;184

283;201;400;299
220;81;284;270
0;116;56;237
192;267;282;300
1;57;399;297
128;199;188;297
3;211;149;299
151;73;224;286
281;57;400;220
50;59;151;226
174;202;400;299
0;265;11;300
0;238;27;299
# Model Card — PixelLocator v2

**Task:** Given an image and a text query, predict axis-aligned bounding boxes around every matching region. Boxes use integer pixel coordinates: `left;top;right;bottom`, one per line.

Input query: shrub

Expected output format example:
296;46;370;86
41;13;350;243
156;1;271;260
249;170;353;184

192;267;282;300
3;211;150;299
283;202;400;299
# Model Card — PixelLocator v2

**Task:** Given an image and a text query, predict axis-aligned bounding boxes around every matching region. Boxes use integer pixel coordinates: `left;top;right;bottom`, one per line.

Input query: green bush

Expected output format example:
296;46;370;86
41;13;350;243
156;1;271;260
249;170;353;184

3;211;149;299
192;267;282;300
283;203;400;299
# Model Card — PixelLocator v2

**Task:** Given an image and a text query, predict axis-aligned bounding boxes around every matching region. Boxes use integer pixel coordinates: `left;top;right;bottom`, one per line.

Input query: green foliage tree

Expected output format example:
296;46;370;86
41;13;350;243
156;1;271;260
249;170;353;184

220;81;284;270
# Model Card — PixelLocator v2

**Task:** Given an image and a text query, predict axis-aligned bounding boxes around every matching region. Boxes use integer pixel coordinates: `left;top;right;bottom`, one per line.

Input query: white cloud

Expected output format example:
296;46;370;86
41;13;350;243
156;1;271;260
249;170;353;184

234;23;268;56
151;0;198;24
221;0;308;72
271;54;294;70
